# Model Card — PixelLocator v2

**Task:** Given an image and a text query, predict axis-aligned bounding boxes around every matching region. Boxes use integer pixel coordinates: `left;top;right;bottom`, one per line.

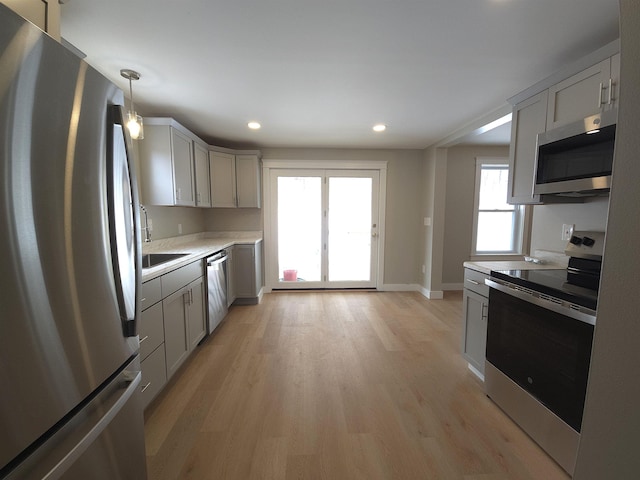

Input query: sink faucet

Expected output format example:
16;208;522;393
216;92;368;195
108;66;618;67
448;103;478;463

140;204;152;243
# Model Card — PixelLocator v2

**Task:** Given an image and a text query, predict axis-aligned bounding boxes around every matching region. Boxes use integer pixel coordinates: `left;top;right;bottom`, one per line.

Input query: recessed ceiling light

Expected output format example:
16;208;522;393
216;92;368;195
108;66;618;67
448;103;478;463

248;121;261;130
373;124;386;132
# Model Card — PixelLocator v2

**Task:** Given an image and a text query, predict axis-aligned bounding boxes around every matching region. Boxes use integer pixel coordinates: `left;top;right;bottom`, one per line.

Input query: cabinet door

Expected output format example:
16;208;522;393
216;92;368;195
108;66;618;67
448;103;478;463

139;301;164;361
546;58;611;130
226;248;236;307
194;142;211;207
462;289;488;375
187;277;206;350
140;345;167;409
234;244;256;298
607;53;620;111
171;128;195;206
162;288;190;379
3;0;61;39
235;154;261;208
210;151;237;207
507;91;547;204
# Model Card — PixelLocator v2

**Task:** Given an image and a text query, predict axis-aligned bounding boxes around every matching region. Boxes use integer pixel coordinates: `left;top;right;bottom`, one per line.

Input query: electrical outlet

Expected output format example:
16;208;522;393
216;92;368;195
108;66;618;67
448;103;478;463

421;264;426;274
147;219;153;231
562;223;574;241
178;223;183;234
424;217;431;226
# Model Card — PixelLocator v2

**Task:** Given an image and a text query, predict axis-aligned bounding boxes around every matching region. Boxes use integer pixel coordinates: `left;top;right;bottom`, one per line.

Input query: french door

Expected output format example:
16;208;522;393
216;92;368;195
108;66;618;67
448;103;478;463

268;169;381;289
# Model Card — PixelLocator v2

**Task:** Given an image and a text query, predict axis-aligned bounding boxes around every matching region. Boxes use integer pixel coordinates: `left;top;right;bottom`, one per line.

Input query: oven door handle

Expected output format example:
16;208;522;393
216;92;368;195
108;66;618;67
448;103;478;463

485;278;596;325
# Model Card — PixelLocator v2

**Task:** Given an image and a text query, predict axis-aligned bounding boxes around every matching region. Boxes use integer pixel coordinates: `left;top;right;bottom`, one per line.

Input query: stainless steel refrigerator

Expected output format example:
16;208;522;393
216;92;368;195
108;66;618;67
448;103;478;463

0;5;147;479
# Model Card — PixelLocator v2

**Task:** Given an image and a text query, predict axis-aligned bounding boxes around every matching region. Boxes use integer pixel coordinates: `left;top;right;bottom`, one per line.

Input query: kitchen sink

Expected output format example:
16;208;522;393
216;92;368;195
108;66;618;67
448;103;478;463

141;253;189;269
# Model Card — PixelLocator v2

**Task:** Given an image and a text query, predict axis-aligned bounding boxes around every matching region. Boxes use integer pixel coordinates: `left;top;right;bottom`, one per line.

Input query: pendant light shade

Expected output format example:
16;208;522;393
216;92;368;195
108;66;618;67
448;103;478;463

120;69;144;140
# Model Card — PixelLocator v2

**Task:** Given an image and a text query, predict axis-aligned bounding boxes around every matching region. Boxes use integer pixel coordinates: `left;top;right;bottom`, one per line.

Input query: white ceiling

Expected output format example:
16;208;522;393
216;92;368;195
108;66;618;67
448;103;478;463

60;1;619;150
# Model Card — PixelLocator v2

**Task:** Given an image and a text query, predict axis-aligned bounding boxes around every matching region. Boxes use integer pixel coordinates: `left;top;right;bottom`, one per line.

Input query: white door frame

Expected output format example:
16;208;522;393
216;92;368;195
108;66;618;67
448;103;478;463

262;160;388;292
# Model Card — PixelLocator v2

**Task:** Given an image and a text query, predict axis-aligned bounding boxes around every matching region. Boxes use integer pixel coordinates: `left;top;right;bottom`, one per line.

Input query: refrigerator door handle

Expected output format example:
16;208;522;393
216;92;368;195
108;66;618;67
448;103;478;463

107;105;140;336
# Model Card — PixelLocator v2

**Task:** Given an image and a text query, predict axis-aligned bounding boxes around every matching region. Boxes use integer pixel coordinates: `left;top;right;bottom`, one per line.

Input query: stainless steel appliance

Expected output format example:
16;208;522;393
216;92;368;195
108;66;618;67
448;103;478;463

0;5;147;479
206;249;229;334
484;231;604;476
534;110;616;196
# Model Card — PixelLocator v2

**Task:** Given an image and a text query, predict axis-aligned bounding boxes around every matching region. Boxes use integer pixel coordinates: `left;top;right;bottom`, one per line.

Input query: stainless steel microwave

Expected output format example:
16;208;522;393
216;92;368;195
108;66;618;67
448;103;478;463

534;110;616;196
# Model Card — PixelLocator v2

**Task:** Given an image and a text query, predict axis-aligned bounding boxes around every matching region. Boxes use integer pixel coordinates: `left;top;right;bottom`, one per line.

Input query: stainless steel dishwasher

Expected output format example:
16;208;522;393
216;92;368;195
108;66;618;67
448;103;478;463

206;249;228;334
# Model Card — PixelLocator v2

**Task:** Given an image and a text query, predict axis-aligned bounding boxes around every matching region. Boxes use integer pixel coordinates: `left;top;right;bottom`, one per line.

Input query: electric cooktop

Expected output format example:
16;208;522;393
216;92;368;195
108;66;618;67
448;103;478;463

490;268;598;311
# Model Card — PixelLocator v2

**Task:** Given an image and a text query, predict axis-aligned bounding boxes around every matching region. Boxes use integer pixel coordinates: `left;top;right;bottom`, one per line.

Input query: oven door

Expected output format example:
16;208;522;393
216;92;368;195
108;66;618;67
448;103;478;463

486;286;594;432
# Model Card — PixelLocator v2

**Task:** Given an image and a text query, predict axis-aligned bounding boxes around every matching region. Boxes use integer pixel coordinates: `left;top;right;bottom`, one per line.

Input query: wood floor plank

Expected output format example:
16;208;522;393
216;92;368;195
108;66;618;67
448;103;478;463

145;291;569;480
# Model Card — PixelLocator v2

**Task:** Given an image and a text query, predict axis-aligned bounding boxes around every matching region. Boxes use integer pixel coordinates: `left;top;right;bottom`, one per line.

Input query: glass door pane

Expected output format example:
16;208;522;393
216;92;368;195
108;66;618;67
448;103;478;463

277;176;322;283
328;177;372;282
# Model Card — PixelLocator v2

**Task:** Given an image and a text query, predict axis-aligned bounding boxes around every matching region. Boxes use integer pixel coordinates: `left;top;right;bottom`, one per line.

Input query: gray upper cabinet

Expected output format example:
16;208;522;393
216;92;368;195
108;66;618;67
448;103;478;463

507;91;547;205
138;119;198;207
3;0;61;40
193;141;211;208
507;42;619;206
171;128;196;206
209;150;261;208
546;57;616;130
235;155;261;208
209;151;237;208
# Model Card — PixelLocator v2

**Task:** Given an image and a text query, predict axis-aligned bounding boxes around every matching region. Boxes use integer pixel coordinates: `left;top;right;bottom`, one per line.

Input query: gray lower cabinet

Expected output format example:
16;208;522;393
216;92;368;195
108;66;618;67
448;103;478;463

233;241;263;305
462;268;489;377
139;277;166;409
140;259;206;408
162;260;205;380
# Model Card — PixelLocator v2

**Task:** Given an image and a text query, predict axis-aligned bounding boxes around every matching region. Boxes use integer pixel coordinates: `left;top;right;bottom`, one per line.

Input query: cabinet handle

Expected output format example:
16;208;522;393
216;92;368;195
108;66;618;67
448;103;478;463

482;304;488;320
607;78;614;105
189;289;193;305
597;82;604;108
183;291;190;304
140;335;149;343
141;382;152;393
140;297;147;302
466;279;480;286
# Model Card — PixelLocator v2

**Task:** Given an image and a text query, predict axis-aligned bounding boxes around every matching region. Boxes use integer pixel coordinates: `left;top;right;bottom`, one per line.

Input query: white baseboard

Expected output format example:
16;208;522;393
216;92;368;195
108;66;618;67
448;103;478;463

418;286;444;299
380;283;421;292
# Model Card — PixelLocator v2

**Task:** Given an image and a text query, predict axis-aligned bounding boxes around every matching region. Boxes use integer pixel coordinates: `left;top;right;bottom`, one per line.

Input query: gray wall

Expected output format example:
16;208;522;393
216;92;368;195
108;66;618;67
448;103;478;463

204;208;262;232
529;198;609;254
574;1;640;476
261;148;424;286
442;145;510;286
141;205;204;240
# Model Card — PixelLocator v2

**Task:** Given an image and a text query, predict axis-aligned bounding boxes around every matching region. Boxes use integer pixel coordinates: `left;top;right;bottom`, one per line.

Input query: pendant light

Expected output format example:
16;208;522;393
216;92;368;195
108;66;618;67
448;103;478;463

120;69;144;140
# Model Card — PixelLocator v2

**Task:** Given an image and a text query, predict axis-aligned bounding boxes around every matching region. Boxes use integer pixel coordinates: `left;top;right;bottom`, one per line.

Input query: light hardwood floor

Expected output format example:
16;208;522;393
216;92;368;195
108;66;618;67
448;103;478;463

144;291;570;480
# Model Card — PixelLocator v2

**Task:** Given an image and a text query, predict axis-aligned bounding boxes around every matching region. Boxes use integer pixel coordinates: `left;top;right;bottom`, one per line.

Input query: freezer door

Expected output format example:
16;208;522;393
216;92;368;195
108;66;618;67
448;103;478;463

0;5;141;472
4;356;147;480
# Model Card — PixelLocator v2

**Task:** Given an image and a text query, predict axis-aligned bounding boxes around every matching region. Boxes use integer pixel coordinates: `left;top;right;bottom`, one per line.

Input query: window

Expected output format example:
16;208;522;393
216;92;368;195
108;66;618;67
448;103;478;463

472;158;525;255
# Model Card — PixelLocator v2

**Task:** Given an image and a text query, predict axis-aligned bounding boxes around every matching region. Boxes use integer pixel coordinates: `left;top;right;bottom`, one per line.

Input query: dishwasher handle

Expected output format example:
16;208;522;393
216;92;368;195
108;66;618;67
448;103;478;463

207;251;227;266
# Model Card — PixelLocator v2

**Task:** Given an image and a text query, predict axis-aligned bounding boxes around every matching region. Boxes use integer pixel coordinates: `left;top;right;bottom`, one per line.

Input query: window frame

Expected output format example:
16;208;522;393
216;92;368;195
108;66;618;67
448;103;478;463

471;157;525;256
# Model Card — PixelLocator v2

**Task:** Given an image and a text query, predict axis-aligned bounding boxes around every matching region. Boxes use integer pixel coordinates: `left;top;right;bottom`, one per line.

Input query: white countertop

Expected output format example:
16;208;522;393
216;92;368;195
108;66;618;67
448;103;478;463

141;231;262;281
463;259;565;275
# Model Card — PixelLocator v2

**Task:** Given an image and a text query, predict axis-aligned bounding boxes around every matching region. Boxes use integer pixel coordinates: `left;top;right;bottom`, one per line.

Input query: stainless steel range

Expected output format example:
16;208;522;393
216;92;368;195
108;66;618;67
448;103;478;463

484;231;604;476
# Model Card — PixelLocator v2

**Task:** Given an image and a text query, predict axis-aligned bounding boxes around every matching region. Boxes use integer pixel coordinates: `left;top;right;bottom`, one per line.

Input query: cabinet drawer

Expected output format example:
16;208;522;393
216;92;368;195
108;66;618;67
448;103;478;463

140;345;167;409
140;277;162;311
464;268;490;297
139;301;164;361
161;260;203;297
